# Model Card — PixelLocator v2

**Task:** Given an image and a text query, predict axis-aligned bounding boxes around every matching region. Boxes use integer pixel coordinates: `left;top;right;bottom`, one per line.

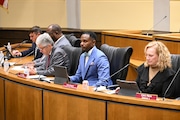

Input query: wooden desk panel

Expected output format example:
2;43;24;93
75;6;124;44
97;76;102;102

108;102;180;120
161;41;180;54
101;33;150;61
43;90;106;120
5;80;42;120
0;78;4;120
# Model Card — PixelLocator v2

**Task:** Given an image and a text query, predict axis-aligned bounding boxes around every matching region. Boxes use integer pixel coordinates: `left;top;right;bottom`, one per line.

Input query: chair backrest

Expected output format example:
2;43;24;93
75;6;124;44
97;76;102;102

100;44;133;84
171;54;180;72
65;34;81;47
62;45;82;75
170;54;180;98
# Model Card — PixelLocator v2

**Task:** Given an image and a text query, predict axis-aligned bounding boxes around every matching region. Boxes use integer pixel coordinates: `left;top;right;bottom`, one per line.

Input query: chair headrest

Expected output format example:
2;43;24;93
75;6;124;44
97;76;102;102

171;54;180;72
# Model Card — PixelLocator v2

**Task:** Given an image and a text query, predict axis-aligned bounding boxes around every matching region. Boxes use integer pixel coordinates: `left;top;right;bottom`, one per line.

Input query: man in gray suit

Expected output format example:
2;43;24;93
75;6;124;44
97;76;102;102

28;33;69;76
25;24;72;68
34;24;71;63
46;24;72;48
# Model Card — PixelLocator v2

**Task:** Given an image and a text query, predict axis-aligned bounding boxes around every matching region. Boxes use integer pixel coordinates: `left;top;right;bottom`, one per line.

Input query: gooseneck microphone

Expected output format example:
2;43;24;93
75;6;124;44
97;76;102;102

13;50;34;66
94;64;130;91
146;16;167;36
13;39;29;49
1;50;34;73
3;40;29;60
108;64;129;82
163;67;180;101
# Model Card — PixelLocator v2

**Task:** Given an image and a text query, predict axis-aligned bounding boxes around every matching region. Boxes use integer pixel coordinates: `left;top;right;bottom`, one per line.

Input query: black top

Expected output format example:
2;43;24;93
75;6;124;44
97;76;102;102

136;64;175;98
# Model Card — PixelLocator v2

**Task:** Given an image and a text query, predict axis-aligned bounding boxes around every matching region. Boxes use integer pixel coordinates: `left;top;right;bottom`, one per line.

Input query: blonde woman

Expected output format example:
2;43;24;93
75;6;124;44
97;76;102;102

136;41;175;98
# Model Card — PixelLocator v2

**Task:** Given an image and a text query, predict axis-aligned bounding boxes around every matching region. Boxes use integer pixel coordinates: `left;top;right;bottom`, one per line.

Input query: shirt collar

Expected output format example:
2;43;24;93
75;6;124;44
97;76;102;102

55;35;64;45
85;46;94;56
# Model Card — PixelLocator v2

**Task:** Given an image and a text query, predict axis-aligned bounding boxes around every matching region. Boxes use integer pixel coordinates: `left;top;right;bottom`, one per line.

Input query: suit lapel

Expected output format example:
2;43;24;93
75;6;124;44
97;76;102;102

82;47;96;79
81;53;86;79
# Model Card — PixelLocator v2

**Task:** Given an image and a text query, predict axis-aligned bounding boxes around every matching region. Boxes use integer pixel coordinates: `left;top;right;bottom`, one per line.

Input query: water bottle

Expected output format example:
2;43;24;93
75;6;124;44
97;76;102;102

24;66;29;78
82;80;89;90
7;42;12;52
0;51;4;67
4;59;9;72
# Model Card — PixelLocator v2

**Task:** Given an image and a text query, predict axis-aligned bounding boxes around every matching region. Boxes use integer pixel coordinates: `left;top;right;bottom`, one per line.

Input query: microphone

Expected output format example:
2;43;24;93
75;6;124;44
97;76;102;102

146;16;167;36
4;40;30;60
94;64;130;91
163;67;180;101
108;64;129;82
13;50;34;66
13;40;29;49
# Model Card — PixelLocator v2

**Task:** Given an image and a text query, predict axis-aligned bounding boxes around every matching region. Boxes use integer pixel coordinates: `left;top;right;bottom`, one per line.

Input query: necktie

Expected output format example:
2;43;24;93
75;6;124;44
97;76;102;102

46;55;51;69
85;52;89;67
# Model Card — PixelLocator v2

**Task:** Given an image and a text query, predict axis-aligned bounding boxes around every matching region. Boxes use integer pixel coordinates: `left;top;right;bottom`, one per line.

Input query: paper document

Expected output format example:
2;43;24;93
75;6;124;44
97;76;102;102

28;75;46;79
11;65;25;71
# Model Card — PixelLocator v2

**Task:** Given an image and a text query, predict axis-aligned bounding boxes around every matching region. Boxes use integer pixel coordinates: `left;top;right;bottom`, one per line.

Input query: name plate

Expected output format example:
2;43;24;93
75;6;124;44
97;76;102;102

63;83;78;89
136;93;158;100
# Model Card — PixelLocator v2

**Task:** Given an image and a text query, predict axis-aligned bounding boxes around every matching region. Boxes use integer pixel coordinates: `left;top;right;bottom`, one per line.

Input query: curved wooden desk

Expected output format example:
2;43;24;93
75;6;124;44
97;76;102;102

0;43;180;120
0;59;180;120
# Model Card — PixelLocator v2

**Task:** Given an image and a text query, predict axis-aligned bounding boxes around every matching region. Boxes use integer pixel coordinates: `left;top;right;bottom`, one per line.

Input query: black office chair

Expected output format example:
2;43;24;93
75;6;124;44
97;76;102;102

65;34;81;47
170;54;180;98
62;45;82;76
100;44;133;85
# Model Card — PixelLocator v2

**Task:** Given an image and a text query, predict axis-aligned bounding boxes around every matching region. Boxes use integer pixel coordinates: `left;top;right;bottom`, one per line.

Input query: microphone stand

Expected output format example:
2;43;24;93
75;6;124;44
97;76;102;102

13;50;34;66
146;16;167;36
13;40;29;49
163;67;180;101
94;64;130;91
109;64;129;80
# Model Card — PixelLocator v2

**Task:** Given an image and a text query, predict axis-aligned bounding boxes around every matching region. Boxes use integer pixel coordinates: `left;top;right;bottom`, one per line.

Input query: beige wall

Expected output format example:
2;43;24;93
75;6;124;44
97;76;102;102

81;0;153;30
0;0;67;28
0;0;180;32
170;1;180;32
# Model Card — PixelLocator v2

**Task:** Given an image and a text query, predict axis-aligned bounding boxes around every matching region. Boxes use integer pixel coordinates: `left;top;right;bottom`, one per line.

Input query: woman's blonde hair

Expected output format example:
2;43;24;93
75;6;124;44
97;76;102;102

144;41;172;72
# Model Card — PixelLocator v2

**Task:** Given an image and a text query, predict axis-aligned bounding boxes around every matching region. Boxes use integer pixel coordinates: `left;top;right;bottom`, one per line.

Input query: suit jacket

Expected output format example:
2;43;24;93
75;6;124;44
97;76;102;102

36;46;69;76
136;64;175;98
21;42;43;60
54;35;72;48
70;46;112;87
33;35;71;66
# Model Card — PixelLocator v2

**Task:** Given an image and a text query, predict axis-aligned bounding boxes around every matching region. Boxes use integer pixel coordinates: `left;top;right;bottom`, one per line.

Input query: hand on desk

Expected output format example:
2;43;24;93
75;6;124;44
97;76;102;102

28;67;37;75
12;50;22;57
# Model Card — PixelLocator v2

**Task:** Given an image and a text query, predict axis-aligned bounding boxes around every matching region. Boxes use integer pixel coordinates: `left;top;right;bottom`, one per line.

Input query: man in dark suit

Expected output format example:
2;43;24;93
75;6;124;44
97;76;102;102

12;26;43;60
28;33;69;76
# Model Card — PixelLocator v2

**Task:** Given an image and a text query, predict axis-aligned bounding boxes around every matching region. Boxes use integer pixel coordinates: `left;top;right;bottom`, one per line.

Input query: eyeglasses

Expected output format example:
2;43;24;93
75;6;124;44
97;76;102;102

39;45;47;51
